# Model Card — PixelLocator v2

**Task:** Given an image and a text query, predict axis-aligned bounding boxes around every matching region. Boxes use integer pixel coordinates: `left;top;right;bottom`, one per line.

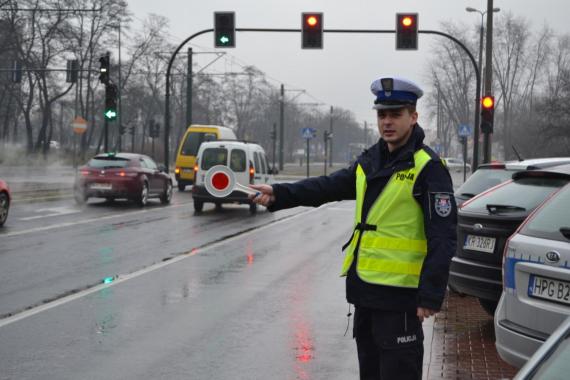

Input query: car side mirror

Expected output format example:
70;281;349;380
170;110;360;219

157;164;167;173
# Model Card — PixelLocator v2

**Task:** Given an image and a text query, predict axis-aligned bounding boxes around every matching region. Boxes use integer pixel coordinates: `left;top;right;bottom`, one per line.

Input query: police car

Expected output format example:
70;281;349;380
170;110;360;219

191;140;274;214
495;173;570;368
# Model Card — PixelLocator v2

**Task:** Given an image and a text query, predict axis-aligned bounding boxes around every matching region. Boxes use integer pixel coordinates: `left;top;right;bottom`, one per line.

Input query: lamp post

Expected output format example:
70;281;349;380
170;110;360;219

466;5;500;165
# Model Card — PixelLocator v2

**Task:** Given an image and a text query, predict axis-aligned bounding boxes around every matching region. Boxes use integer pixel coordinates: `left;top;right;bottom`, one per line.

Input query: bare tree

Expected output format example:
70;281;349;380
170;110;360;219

493;12;530;159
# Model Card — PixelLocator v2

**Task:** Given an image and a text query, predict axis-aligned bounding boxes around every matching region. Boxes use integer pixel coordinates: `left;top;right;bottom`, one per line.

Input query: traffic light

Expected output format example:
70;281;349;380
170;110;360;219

129;126;135;135
104;84;118;121
99;54;110;84
302;13;323;49
150;122;160;138
119;125;126;135
12;60;22;83
481;95;495;134
66;59;79;83
269;130;276;140
214;12;235;48
396;13;418;50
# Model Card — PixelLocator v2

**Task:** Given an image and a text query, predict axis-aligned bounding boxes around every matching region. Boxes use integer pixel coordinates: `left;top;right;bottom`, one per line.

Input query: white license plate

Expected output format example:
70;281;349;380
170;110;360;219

182;168;193;173
529;275;570;305
90;183;112;190
463;234;496;253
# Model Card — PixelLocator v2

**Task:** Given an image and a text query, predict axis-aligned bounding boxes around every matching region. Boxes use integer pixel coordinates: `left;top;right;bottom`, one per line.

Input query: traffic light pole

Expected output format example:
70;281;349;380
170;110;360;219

104;118;108;153
272;122;277;172
483;0;495;163
164;27;480;172
279;84;284;171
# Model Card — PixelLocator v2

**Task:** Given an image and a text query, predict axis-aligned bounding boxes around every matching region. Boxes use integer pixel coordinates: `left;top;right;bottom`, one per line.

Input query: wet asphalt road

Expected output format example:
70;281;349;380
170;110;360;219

0;191;359;379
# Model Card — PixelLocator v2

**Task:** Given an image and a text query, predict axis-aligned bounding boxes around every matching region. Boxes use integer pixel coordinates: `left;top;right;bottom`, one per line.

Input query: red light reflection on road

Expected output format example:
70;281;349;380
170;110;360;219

294;322;314;362
245;239;254;266
287;268;315;379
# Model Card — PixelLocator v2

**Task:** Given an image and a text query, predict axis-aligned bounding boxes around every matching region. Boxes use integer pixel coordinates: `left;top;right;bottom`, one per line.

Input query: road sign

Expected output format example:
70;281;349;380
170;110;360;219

301;127;317;139
434;143;442;154
458;124;472;137
71;116;88;134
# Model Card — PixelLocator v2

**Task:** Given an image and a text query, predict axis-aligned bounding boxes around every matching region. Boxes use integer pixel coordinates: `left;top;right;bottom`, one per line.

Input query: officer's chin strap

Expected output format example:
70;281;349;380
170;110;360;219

343;304;353;337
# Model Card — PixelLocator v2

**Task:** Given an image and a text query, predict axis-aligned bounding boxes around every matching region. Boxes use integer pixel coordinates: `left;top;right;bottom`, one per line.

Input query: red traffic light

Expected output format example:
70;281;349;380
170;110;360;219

402;16;413;27
306;15;318;27
301;12;323;49
482;96;494;109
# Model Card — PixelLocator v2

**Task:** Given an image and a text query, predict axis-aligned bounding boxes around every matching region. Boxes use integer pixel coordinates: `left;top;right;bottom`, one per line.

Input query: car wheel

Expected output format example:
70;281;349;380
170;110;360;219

193;200;203;212
74;187;87;205
0;192;9;227
178;182;185;192
478;298;498;316
249;202;257;215
137;182;149;207
161;181;173;204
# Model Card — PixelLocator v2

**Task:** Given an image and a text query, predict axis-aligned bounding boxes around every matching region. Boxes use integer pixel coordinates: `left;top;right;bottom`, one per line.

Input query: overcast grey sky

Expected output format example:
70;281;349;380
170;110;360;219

127;0;570;129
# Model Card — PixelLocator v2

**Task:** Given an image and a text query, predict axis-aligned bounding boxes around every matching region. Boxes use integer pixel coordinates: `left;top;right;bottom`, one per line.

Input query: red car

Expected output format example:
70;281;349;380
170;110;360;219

0;179;10;227
74;153;173;206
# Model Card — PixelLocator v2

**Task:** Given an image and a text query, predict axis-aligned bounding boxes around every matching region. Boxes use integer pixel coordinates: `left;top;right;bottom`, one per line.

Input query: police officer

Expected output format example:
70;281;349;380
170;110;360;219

250;77;457;380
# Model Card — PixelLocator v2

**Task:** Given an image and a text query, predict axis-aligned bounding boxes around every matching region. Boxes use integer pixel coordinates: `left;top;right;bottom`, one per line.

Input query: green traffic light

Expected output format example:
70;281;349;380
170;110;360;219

219;35;230;45
104;109;117;120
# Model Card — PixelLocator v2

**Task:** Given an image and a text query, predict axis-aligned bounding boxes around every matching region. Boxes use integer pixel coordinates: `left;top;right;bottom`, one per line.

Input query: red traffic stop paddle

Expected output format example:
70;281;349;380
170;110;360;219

204;165;260;198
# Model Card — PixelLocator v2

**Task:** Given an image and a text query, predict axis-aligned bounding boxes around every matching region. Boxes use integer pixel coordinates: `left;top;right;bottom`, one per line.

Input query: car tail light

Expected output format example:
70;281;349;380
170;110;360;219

80;170;90;176
193;164;198;178
249;163;255;184
175;167;180;174
115;171;137;177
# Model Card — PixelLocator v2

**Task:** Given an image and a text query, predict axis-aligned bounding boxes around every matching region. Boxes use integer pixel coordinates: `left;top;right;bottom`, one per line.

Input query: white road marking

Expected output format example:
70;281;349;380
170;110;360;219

2;201;192;238
0;205;324;328
19;206;81;221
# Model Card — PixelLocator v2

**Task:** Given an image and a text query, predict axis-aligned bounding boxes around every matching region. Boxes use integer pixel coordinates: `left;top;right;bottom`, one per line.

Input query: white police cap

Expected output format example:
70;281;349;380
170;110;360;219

370;77;424;110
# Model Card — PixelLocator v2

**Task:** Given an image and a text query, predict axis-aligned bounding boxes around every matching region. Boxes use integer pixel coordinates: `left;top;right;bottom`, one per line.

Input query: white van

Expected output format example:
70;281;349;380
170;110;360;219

191;140;275;214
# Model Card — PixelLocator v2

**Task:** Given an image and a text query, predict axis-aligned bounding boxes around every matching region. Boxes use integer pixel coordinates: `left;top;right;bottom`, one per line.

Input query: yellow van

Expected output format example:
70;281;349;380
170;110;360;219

175;125;236;191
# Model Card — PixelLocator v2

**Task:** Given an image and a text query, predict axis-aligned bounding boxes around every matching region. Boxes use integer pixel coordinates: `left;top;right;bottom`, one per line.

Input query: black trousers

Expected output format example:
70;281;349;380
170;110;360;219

353;306;424;380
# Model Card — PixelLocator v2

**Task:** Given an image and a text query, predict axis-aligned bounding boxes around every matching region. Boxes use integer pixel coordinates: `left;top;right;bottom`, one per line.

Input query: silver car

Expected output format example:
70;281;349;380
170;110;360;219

495;179;570;368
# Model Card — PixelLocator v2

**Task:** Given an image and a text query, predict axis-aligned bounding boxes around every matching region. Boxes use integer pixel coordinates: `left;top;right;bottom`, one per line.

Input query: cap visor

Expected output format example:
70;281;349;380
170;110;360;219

373;104;409;110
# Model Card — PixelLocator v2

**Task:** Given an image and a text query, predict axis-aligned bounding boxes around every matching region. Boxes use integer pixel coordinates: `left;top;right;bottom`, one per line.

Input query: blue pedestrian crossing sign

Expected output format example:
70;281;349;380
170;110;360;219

301;127;317;139
458;124;472;137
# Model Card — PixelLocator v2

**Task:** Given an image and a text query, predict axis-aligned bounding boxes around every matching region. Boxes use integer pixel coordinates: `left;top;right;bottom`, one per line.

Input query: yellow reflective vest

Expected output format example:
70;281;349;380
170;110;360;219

340;149;432;288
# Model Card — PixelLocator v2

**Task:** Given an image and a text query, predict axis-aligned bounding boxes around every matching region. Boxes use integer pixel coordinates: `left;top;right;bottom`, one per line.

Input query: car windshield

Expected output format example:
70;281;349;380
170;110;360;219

180;132;217;156
461;177;569;214
87;157;130;168
201;148;228;170
521;184;570;241
456;168;514;197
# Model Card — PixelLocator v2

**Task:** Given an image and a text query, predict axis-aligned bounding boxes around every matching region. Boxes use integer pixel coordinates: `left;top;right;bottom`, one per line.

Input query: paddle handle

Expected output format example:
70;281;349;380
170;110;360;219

235;182;260;196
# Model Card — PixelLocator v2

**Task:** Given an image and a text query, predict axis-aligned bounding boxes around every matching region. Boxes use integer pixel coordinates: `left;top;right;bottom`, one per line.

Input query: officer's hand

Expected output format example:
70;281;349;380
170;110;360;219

416;307;437;323
249;184;275;207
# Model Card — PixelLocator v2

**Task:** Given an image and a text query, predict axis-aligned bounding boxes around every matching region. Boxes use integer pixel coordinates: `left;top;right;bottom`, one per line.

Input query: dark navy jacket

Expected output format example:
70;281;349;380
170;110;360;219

269;125;457;312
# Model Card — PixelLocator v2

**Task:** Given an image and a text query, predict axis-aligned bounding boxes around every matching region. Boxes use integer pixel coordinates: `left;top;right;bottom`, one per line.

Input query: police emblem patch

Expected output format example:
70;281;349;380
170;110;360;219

434;193;452;217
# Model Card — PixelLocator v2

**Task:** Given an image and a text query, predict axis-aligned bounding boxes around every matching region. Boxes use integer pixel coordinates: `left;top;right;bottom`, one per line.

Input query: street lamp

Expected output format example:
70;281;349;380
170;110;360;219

465;6;500;167
465;6;500;97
